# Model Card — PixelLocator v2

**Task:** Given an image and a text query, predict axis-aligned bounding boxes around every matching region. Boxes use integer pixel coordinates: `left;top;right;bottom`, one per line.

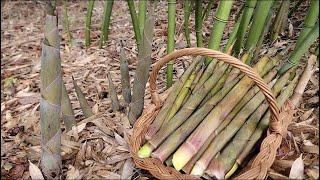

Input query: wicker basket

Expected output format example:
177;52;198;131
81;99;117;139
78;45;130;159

129;48;292;179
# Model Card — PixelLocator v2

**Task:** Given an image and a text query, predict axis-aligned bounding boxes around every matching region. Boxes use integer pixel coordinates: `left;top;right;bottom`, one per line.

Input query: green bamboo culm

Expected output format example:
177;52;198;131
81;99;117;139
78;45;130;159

166;0;176;88
295;0;319;48
85;0;95;47
252;2;276;61
127;0;141;46
62;0;72;46
202;0;215;22
279;21;319;74
195;0;203;47
61;82;76;132
270;0;290;42
40;1;62;178
128;3;155;125
138;0;147;35
99;0;114;48
73;77;94;118
244;0;274;63
205;0;234;64
224;10;244;53
183;0;192;47
234;0;257;56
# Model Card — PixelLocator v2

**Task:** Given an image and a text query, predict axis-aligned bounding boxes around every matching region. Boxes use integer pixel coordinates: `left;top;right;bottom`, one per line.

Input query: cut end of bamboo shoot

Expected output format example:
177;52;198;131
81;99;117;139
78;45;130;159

205;159;225;179
190;162;206;176
138;143;153;158
172;146;193;171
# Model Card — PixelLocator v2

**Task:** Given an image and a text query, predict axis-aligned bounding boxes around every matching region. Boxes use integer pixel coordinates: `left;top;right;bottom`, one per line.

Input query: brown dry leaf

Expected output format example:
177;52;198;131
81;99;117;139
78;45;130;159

97;170;121;179
289;154;304;179
121;158;134;179
105;154;130;165
301;108;314;121
66;165;82;180
28;160;44;180
114;132;126;146
306;168;319;179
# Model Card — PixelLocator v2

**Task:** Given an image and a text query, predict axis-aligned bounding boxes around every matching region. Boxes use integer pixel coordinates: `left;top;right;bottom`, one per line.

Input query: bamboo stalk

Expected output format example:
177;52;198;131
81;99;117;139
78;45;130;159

270;0;290;42
202;0;215;22
61;82;76;132
151;74;243;162
85;0;95;47
279;21;319;74
128;4;155;125
206;0;234;64
162;62;201;126
252;3;275;62
171;57;269;171
40;2;62;178
99;0;114;48
195;0;203;47
166;0;177;88
127;0;141;46
244;0;273;61
224;74;300;179
224;12;243;54
192;70;290;176
119;42;131;104
183;0;192;47
107;72;120;112
73;77;93;118
138;0;147;35
295;0;319;48
62;0;72;46
234;0;257;56
145;57;201;140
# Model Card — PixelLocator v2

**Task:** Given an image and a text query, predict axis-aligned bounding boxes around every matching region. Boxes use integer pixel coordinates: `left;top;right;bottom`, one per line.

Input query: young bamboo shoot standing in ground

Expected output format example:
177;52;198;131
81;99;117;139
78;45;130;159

40;2;62;178
128;3;155;125
85;0;94;47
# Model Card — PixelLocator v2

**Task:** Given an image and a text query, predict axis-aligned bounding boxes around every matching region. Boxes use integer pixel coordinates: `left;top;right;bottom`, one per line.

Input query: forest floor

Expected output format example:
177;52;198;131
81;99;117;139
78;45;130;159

1;1;319;179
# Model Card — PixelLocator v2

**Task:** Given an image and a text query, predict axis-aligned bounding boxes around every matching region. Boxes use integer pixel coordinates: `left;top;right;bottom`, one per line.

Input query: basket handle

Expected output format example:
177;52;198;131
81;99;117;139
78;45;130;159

149;48;280;132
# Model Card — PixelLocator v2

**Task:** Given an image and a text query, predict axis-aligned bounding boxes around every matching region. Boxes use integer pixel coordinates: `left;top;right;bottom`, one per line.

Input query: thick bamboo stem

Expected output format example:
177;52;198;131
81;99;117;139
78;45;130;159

85;0;95;47
99;0;114;48
183;0;192;47
127;0;141;46
138;0;147;35
166;0;177;88
195;0;203;47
